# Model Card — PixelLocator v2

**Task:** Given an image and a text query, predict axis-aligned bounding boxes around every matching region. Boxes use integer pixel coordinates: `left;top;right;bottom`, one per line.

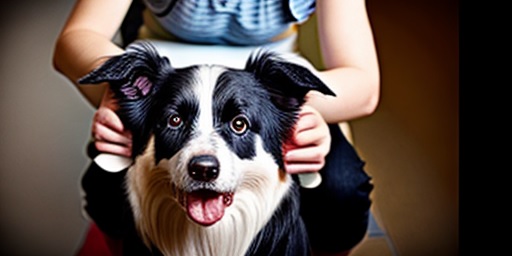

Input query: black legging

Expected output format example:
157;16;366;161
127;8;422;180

300;124;374;252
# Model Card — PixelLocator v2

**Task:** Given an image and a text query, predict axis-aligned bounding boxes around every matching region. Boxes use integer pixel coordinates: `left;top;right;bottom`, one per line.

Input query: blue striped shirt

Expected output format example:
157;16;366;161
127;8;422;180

143;0;316;45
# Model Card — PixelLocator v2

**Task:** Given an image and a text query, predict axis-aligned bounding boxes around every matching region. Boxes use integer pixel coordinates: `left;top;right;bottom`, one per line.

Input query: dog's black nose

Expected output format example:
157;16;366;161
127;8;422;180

188;155;220;182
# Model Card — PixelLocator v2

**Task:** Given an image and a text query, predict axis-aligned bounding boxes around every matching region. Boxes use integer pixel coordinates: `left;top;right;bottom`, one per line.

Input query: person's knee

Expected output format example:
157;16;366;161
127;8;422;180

300;124;374;253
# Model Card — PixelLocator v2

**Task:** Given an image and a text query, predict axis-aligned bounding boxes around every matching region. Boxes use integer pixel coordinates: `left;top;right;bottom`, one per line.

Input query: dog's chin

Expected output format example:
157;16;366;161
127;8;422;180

179;188;235;226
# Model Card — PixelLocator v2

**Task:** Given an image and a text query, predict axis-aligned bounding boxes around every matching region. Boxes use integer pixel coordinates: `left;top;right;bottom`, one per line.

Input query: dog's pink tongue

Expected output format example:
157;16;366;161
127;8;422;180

187;190;225;226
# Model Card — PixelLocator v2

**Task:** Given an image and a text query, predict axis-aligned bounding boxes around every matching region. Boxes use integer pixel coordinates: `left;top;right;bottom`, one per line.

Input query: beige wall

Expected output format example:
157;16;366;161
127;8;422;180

299;1;459;255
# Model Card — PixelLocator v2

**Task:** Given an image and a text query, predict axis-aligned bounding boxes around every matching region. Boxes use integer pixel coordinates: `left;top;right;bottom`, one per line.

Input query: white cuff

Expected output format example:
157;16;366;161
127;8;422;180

93;153;133;173
298;172;322;189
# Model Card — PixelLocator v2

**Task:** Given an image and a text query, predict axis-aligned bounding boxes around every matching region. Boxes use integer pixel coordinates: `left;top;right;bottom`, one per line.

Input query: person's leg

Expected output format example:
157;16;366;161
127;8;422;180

81;143;152;255
81;142;131;239
300;124;374;255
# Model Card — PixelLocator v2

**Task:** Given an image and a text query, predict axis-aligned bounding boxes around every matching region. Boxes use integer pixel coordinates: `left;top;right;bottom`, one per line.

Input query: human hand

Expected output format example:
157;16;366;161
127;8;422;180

284;105;331;174
91;88;132;157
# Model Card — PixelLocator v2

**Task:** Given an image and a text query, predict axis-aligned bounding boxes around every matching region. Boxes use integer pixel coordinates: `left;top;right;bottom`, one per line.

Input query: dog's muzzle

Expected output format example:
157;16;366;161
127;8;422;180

182;154;234;226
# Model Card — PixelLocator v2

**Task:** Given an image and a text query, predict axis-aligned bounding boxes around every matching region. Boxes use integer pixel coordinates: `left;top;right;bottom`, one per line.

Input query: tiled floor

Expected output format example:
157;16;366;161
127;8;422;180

351;211;397;256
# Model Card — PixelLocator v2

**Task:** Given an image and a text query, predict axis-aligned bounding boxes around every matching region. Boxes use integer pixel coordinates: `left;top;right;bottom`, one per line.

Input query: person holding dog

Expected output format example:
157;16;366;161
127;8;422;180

53;0;380;255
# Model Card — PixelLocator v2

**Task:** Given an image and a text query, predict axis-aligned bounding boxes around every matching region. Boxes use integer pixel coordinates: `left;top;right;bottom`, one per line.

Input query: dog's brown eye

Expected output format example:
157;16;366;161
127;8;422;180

230;115;250;135
168;114;183;128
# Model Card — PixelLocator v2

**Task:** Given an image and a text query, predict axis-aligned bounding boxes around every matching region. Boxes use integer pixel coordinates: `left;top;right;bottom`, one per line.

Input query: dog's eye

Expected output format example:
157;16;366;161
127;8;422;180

168;114;183;128
230;115;250;135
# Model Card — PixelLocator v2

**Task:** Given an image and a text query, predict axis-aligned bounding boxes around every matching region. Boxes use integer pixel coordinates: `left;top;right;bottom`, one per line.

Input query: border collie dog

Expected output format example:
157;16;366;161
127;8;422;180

79;41;335;256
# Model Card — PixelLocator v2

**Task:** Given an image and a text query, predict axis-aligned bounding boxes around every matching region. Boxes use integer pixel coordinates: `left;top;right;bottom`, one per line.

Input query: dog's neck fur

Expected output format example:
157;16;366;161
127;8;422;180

127;137;293;256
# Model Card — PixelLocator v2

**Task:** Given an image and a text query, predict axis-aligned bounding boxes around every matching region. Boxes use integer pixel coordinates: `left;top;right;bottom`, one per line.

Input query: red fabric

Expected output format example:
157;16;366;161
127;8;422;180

75;223;122;256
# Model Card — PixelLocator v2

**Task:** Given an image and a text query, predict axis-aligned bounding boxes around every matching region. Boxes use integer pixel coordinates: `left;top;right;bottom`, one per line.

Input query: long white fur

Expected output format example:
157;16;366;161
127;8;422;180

127;136;292;255
126;67;293;255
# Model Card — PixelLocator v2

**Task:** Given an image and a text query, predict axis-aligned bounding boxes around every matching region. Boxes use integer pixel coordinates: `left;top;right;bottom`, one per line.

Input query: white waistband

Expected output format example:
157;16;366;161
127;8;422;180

139;33;299;69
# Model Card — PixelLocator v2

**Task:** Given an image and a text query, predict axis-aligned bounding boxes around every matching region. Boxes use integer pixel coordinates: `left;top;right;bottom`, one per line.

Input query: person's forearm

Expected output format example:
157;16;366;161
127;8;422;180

54;30;124;85
307;67;379;124
308;0;380;124
53;0;132;106
53;30;125;107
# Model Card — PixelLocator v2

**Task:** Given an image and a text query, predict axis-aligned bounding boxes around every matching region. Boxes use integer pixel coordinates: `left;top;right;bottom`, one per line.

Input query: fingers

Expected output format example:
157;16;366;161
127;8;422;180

293;123;329;148
92;116;132;145
284;105;331;174
94;140;132;157
285;147;326;174
93;106;125;133
293;107;320;135
285;146;325;163
91;106;132;157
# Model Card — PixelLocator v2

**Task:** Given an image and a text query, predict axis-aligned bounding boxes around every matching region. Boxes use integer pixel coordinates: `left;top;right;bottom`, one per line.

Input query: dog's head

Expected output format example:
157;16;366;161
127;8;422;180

79;41;335;228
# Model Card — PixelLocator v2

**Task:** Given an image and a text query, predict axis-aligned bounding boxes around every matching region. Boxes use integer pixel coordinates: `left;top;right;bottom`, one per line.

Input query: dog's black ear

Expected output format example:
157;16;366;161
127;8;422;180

78;41;171;100
245;51;336;169
245;51;335;111
78;41;171;158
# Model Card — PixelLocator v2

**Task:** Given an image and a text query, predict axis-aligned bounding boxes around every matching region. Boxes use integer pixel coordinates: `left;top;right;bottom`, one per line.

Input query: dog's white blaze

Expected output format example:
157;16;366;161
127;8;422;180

128;135;292;256
176;66;239;191
194;66;224;136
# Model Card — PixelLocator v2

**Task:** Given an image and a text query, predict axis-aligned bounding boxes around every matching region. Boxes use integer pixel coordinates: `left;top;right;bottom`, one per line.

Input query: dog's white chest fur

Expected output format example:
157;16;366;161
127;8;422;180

127;136;292;256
